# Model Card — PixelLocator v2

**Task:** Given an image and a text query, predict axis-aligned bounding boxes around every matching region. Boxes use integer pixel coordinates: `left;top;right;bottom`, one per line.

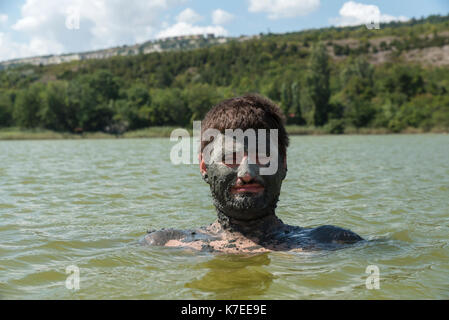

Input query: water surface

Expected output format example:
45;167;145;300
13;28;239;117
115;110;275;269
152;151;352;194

0;135;448;299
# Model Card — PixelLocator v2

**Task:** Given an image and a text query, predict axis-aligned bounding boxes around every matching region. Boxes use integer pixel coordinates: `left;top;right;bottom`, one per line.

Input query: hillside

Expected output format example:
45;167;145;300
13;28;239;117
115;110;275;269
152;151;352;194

0;13;448;136
0;34;236;70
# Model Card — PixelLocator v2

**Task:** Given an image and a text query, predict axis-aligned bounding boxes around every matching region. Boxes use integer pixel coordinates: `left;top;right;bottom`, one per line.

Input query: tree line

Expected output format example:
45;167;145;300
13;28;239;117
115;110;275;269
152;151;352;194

0;14;448;134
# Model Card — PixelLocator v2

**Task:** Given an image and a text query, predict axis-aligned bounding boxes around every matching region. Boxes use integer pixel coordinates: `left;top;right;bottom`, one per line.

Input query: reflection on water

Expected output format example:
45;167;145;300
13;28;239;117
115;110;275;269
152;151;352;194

185;254;273;299
0;135;448;299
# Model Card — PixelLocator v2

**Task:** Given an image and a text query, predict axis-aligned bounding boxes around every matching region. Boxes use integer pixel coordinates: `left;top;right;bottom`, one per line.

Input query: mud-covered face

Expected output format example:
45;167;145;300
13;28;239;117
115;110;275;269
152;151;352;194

201;132;287;221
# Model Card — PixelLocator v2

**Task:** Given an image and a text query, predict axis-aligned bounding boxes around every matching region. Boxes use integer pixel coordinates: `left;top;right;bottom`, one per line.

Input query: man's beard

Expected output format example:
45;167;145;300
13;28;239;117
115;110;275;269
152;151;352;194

206;164;282;221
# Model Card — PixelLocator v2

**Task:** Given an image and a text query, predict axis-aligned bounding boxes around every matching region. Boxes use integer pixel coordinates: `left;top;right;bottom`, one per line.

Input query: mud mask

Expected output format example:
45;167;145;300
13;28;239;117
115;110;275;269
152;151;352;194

202;131;286;221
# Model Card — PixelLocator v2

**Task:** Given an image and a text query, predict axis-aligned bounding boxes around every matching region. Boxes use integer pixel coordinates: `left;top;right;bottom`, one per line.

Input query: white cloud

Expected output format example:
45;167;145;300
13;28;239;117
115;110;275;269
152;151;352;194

156;21;227;38
0;14;8;26
176;8;202;24
0;0;186;61
248;0;320;19
157;7;229;39
212;9;234;25
331;1;408;27
0;31;64;61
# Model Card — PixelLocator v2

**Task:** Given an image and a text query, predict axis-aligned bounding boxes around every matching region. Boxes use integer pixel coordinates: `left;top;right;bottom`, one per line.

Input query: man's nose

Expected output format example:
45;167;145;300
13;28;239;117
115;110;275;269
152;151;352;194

237;155;257;181
240;172;253;183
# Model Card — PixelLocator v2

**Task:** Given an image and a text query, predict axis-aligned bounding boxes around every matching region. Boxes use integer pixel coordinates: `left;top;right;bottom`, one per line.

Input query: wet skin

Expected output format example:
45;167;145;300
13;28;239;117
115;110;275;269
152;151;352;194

143;133;363;253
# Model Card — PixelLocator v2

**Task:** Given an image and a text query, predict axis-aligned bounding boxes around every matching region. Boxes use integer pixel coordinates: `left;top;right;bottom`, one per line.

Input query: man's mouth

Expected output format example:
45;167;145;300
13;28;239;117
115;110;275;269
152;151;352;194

231;183;265;194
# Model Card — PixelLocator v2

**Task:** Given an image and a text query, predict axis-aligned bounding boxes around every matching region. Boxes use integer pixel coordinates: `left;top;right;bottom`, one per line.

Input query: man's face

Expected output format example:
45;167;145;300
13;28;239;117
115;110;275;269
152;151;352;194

200;132;287;221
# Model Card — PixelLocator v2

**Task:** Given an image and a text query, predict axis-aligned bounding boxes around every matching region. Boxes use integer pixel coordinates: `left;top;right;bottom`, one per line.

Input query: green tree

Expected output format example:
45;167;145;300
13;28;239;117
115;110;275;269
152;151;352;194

0;91;14;127
88;70;120;102
341;56;374;88
141;88;189;126
40;81;69;131
280;81;302;124
290;81;302;124
338;57;376;127
13;83;45;128
280;82;292;114
304;42;330;126
67;77;113;131
124;83;151;129
184;84;222;122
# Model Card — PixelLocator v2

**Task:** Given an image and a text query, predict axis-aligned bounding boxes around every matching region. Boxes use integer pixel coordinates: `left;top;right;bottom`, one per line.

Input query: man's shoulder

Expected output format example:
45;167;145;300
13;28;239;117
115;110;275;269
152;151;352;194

142;227;218;246
308;225;363;244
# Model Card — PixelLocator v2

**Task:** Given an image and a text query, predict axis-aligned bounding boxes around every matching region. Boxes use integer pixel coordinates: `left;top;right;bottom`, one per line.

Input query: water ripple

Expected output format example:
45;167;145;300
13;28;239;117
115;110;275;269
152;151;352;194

0;135;448;299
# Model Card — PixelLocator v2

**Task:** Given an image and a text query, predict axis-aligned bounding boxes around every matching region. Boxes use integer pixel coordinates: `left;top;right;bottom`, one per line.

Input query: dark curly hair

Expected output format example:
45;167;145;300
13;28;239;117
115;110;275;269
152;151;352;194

200;93;289;158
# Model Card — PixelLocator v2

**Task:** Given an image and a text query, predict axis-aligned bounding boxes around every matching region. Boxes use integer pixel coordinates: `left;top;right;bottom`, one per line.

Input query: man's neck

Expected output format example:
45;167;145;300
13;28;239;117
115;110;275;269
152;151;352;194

215;210;283;236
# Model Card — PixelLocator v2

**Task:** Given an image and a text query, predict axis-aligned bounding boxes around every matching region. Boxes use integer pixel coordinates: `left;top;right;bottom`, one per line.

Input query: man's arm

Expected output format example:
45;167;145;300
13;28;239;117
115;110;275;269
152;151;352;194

143;229;188;246
309;225;363;244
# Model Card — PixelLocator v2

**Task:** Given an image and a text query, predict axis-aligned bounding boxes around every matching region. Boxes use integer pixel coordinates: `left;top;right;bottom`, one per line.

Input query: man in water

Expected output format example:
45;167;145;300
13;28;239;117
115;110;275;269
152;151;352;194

144;94;363;253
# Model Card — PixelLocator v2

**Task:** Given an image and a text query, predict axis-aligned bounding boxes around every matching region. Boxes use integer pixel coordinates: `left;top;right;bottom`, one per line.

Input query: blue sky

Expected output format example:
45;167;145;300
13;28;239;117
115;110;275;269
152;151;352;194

0;0;448;62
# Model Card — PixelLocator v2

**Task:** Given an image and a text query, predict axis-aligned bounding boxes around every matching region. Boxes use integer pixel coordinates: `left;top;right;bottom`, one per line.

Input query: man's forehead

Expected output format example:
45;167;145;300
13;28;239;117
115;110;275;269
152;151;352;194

209;132;272;149
202;129;281;173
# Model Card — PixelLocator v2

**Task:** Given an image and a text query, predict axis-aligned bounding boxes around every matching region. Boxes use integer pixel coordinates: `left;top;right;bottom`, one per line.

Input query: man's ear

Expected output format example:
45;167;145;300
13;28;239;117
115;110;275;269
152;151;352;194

199;153;208;181
282;151;287;180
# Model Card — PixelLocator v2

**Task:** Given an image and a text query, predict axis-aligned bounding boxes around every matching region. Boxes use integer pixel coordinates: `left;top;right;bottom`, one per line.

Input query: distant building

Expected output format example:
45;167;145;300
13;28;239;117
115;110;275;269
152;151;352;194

0;32;231;69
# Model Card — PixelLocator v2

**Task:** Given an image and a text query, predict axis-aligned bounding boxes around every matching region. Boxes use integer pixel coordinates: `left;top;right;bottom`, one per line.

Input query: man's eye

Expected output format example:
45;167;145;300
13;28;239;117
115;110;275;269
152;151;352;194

257;155;271;166
222;153;239;167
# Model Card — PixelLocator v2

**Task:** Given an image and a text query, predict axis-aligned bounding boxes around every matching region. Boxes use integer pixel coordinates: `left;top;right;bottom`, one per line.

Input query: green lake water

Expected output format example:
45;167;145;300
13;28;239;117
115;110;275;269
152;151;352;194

0;135;448;299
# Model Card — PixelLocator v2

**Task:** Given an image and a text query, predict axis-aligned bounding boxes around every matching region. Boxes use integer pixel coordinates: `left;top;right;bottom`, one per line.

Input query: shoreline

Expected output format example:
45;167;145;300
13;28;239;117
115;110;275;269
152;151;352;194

0;126;447;140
